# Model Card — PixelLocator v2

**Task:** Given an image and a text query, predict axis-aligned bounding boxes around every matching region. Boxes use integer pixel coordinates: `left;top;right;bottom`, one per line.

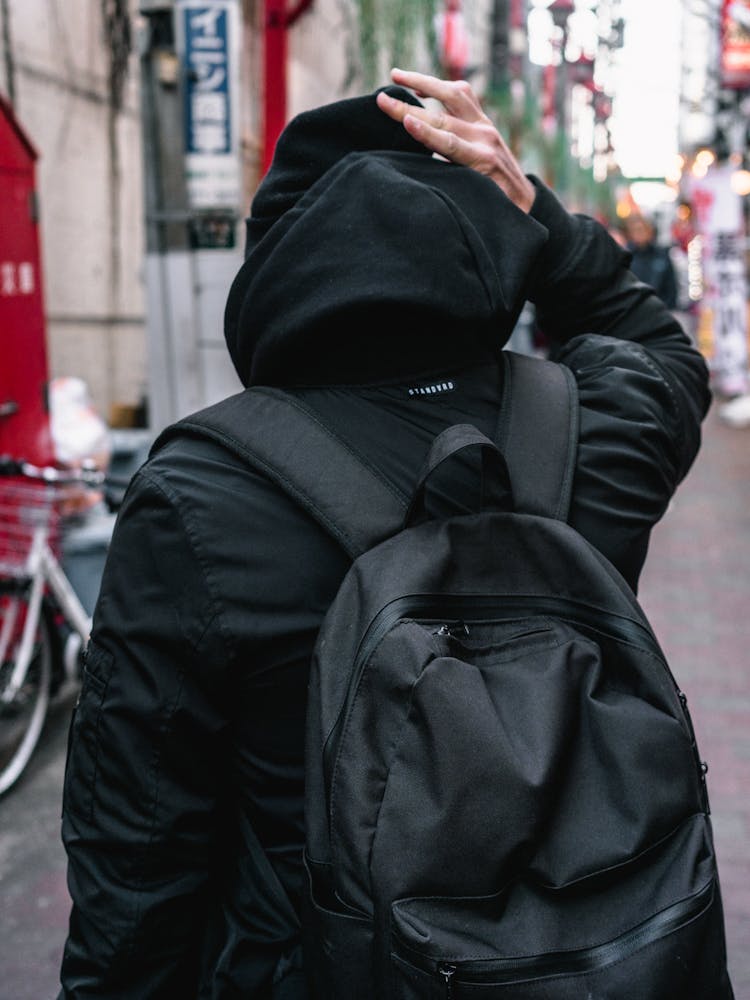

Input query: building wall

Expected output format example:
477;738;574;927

0;0;146;418
287;0;494;118
289;0;354;115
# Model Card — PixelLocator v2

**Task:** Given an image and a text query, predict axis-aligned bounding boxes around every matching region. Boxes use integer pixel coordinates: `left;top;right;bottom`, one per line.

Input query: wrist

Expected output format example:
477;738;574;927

528;177;578;255
506;175;535;213
486;156;535;212
526;176;582;300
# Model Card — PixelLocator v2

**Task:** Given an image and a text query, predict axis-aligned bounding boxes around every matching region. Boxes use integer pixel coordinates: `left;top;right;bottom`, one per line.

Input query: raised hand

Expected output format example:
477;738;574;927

376;68;535;213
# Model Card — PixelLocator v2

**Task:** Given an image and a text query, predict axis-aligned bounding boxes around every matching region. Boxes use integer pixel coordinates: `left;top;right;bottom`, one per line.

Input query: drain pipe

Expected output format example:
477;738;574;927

263;0;313;175
1;0;16;106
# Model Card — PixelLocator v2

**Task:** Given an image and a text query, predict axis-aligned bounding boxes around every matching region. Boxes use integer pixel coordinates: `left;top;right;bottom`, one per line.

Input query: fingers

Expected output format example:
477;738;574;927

401;111;471;164
376;89;426;126
376;68;536;213
389;68;487;123
376;90;482;144
376;86;505;176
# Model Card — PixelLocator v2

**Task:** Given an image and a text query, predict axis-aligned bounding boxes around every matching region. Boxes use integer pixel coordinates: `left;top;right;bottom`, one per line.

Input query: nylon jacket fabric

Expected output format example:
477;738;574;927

59;104;710;998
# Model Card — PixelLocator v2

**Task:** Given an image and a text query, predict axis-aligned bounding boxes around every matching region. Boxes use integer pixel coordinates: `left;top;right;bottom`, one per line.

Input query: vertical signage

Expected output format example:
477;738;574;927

690;163;749;396
721;0;750;89
177;0;241;211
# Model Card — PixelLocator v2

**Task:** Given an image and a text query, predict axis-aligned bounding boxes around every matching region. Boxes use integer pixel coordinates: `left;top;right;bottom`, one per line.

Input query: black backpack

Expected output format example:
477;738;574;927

173;352;733;999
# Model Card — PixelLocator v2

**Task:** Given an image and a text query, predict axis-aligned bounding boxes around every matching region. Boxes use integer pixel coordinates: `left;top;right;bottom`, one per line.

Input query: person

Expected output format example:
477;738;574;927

57;69;710;998
624;212;679;309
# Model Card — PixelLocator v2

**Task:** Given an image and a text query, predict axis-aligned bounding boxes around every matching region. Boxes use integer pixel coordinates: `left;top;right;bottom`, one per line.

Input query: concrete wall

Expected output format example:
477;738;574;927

287;0;494;119
0;0;146;418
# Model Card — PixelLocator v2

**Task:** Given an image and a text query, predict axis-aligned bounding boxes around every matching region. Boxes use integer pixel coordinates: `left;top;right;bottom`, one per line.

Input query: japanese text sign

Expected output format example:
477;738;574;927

178;0;241;210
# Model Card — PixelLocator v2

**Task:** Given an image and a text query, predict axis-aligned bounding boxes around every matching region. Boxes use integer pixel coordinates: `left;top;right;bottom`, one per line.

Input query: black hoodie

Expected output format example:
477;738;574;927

224;86;548;386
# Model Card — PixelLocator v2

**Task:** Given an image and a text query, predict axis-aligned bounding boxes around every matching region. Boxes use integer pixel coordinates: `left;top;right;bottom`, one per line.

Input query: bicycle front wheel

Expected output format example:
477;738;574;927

0;588;53;796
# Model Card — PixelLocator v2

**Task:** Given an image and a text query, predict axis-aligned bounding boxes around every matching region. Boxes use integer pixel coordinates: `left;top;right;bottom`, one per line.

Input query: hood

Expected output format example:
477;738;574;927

225;87;548;387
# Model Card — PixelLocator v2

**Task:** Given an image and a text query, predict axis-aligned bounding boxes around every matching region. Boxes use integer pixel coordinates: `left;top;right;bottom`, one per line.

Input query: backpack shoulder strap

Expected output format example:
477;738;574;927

495;351;579;521
151;386;409;560
151;354;579;558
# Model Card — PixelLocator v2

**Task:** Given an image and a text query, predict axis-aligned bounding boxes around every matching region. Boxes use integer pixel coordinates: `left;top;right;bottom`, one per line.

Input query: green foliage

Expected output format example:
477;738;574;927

352;0;439;90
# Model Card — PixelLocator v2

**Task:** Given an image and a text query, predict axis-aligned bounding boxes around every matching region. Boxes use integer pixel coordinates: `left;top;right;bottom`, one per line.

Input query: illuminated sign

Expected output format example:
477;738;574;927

721;0;750;89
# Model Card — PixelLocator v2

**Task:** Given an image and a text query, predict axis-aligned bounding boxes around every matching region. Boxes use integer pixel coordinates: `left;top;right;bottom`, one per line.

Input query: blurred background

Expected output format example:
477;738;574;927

2;0;750;435
1;2;750;997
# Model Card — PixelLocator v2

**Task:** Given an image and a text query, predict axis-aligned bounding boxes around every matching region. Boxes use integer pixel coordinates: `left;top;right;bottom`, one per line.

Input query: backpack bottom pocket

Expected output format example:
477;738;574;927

390;879;733;999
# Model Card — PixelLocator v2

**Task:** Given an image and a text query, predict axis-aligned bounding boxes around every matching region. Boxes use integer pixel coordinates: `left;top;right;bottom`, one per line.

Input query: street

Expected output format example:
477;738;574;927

0;404;749;999
0;688;73;999
639;402;750;995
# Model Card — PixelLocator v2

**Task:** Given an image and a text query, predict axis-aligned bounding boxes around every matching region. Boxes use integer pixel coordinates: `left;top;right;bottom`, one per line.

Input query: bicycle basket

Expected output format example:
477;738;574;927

0;480;61;578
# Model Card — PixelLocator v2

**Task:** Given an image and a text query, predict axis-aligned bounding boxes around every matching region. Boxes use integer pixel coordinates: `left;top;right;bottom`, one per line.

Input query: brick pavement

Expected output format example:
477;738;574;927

639;404;750;996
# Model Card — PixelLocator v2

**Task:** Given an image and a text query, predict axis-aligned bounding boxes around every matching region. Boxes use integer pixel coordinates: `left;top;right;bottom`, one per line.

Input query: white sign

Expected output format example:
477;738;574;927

177;0;241;210
690;164;749;396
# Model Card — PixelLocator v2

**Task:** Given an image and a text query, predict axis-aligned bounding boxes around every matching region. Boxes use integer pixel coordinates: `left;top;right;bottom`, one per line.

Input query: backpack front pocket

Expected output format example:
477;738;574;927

365;619;702;906
390;877;728;999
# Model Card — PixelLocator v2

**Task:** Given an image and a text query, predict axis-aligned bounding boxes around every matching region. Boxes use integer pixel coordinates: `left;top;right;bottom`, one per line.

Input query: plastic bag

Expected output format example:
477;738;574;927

49;377;111;514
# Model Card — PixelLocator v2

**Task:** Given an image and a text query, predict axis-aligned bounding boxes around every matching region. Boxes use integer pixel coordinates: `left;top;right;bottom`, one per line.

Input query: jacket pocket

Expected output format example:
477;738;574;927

390;880;731;999
62;642;112;823
303;853;375;1000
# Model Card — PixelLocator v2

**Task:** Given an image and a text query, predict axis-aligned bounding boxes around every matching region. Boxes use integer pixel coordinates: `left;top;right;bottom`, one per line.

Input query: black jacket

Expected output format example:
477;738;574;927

59;93;710;999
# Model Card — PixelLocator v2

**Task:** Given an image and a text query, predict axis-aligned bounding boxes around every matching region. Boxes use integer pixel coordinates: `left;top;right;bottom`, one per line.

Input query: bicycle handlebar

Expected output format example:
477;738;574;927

0;455;106;487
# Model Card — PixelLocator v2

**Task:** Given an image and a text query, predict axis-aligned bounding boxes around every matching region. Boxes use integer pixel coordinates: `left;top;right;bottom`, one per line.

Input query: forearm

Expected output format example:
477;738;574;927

527;177;710;469
527;178;683;349
59;472;229;997
61;818;212;998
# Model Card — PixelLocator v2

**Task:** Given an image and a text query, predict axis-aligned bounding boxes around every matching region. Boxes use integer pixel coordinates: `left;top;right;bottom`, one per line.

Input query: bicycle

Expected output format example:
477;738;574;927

0;456;106;795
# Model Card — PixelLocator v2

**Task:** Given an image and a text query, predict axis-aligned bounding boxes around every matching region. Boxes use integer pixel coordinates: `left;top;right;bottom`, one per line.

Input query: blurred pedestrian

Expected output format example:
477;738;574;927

625;213;679;309
57;70;712;998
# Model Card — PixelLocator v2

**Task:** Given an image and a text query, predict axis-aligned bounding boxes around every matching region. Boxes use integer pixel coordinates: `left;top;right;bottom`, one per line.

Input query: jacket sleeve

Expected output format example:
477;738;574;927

525;178;711;588
59;468;232;998
526;178;710;444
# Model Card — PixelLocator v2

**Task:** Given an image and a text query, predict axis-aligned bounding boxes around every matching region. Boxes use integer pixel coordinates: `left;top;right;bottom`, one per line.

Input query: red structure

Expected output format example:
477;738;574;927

438;0;469;80
0;95;53;464
721;0;750;89
262;0;314;176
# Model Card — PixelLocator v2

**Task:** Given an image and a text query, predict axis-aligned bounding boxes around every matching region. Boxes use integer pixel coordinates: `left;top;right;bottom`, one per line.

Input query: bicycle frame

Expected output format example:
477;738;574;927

0;520;91;706
0;456;108;794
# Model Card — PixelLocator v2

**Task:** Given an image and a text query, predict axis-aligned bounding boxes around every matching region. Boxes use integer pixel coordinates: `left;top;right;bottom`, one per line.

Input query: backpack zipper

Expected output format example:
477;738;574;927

678;690;711;813
434;622;470;638
420;881;713;990
439;962;457;997
363;592;662;671
324;592;667;783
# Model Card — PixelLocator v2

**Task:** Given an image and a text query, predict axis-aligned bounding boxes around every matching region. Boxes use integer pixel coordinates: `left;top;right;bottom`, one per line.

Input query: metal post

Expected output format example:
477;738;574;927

0;0;15;106
138;0;244;432
139;2;198;431
549;0;573;195
489;0;510;97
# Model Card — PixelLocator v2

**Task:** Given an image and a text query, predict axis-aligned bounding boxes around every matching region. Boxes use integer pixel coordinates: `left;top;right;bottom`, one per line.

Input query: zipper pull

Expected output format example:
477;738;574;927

679;691;711;809
438;963;457;998
434;622;470;638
